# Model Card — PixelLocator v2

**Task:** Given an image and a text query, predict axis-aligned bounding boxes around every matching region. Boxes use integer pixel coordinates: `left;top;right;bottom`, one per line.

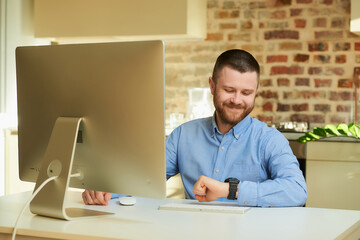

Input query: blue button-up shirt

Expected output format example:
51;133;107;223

166;115;307;207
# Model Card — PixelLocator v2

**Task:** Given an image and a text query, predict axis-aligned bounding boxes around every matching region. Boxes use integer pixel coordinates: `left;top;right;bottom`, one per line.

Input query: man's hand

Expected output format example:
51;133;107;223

82;190;111;205
192;175;229;202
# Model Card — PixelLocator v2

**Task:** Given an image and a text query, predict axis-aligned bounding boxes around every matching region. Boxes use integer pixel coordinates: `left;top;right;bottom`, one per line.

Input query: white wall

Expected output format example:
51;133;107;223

0;0;49;196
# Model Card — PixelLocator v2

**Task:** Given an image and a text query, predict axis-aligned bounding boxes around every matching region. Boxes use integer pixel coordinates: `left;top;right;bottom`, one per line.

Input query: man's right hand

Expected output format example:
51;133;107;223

82;190;111;205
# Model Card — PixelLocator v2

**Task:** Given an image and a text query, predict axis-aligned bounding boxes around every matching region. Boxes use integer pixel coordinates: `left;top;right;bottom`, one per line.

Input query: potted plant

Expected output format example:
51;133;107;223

296;122;360;143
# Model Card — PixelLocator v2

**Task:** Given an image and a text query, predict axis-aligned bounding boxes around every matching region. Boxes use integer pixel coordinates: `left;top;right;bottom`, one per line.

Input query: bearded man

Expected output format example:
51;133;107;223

83;49;307;207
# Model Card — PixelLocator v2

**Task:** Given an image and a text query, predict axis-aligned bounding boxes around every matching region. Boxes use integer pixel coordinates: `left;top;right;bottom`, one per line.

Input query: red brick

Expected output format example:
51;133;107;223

267;55;288;63
258;90;279;99
241;21;253;29
304;91;326;99
277;103;290;112
279;42;303;50
283;92;293;99
355;42;360;51
329;91;353;101
277;78;290;86
321;0;333;5
290;9;302;17
308;67;322;75
314;55;331;64
334;42;350;51
314;104;331;112
272;0;292;7
230;10;240;18
228;33;251;41
220;23;237;29
338;79;353;88
284;91;326;99
207;1;218;8
331;17;346;28
256;115;273;123
215;11;229;18
271;10;287;19
292;103;309;111
249;2;267;9
294;54;309;62
261;79;272;87
325;67;344;76
290;114;325;123
270;66;304;75
295;19;306;28
315;31;343;40
336;105;351;112
335;55;346;64
223;1;236;9
314;79;332;87
206;33;223;41
241;45;264;52
265;30;299;40
297;0;313;3
308;42;328;51
295;78;310;86
263;102;273;111
356;55;360;63
313;18;327;27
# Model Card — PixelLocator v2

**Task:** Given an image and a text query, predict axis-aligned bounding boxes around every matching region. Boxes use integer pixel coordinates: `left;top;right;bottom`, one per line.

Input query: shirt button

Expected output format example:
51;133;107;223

244;201;248;205
216;169;220;173
221;146;225;150
235;134;239;138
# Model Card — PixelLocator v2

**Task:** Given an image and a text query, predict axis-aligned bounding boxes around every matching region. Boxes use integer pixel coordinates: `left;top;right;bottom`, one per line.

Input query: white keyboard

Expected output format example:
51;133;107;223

158;202;249;214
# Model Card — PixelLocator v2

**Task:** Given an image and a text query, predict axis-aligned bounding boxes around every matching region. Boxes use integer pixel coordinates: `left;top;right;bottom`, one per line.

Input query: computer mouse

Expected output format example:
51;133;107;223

118;196;136;206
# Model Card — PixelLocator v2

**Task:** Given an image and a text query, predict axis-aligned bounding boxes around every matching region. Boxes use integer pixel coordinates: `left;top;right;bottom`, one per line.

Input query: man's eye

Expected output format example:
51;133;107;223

225;89;234;93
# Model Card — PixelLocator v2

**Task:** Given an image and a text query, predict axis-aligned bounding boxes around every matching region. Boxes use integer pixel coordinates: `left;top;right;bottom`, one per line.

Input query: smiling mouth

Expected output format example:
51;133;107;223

225;104;244;111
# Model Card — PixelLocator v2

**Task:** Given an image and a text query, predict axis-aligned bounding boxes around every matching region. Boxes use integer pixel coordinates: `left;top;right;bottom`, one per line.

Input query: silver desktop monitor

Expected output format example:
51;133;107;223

15;40;166;220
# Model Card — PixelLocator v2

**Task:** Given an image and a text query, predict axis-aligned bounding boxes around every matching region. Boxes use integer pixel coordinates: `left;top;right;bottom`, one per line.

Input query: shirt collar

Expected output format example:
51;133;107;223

210;114;252;140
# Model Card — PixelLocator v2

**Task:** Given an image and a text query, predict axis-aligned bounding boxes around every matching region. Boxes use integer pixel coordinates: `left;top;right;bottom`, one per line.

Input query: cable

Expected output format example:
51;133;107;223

11;175;58;240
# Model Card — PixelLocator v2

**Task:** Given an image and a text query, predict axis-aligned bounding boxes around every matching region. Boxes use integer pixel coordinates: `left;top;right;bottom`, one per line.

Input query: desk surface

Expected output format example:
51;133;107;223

0;191;359;240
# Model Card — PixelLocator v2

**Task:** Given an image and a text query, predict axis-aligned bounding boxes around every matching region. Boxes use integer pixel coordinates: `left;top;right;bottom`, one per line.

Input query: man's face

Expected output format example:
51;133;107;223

209;66;258;126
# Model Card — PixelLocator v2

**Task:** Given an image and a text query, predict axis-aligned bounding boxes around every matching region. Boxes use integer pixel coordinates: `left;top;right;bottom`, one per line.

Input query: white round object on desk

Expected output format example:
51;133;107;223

118;196;136;206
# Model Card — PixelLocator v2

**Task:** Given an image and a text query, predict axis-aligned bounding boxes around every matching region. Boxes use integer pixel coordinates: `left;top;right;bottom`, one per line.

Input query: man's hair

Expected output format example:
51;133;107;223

211;49;260;85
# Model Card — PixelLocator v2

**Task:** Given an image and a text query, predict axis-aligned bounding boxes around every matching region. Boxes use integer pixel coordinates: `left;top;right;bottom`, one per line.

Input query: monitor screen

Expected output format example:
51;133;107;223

16;40;166;219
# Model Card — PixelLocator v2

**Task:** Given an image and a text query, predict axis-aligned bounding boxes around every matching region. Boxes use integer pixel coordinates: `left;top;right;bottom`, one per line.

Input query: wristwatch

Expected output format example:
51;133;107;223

224;177;240;200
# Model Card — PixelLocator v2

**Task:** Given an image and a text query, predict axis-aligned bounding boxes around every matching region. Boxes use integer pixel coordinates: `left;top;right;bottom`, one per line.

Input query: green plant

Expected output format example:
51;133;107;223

296;122;360;143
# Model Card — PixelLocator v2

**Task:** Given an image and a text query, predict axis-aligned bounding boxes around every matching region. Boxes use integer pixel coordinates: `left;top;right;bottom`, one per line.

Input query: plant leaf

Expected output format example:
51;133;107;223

337;123;349;136
313;127;327;137
348;123;360;138
296;136;310;143
324;124;340;136
305;131;320;140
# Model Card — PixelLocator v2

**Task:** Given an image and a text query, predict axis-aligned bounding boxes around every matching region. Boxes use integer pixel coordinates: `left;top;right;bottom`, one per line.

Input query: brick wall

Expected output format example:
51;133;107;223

165;0;360;128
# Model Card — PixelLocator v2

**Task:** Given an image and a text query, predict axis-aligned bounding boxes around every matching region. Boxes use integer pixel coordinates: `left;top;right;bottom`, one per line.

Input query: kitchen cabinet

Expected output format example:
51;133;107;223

34;0;206;41
306;141;360;210
351;0;360;34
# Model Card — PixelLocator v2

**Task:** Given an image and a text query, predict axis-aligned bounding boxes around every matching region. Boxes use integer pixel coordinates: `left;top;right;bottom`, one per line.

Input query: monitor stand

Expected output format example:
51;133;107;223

29;117;113;220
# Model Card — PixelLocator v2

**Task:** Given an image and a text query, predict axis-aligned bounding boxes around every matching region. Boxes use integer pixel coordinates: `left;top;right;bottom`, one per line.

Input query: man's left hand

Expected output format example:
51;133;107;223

192;175;229;202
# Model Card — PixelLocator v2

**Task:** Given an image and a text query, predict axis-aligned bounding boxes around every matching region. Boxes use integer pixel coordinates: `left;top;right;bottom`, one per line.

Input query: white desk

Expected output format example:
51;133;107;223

0;191;359;240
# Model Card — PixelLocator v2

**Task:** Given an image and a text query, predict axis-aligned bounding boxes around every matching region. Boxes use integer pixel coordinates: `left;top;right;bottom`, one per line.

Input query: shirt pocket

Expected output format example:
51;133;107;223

228;163;262;182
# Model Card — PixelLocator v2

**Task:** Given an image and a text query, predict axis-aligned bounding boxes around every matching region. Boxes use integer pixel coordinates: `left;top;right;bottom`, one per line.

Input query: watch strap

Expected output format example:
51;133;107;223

224;177;240;200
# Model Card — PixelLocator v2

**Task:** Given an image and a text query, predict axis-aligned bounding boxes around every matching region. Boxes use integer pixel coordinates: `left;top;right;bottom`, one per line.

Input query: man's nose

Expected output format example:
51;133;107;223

230;92;243;105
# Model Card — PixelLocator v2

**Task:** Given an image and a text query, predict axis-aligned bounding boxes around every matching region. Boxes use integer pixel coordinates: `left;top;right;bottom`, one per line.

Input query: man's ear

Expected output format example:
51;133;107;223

209;77;215;95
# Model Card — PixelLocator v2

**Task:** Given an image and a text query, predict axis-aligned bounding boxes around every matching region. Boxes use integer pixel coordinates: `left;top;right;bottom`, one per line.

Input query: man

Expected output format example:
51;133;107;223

83;49;307;207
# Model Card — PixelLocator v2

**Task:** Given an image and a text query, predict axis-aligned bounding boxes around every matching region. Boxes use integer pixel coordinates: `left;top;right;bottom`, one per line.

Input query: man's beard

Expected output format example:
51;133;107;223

213;91;254;126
